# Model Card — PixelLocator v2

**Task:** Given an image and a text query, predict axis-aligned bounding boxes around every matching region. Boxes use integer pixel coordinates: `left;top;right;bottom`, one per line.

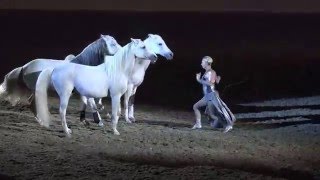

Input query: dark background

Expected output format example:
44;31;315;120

1;10;320;110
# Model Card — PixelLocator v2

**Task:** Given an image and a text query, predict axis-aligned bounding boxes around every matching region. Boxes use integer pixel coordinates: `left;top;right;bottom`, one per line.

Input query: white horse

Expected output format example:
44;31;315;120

35;38;157;137
0;35;120;119
80;34;174;124
123;34;173;123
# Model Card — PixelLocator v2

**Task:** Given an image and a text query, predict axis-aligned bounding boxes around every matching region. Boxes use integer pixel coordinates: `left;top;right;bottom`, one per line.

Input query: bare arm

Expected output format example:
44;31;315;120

197;70;216;86
216;75;221;84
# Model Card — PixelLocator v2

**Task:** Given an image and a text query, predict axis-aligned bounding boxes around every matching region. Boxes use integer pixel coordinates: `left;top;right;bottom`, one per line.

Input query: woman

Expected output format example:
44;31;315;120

192;56;235;133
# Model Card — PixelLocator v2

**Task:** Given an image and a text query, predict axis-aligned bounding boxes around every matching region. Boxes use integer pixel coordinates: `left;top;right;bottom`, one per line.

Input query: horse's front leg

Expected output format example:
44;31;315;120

124;83;134;123
111;94;121;135
128;86;138;122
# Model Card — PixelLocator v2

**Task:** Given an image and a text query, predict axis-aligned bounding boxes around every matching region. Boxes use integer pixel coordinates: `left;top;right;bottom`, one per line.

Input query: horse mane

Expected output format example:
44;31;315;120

70;38;109;66
104;42;133;82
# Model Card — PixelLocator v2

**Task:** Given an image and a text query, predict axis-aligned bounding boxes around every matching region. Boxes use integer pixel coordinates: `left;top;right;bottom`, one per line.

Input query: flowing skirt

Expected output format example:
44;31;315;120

204;91;236;128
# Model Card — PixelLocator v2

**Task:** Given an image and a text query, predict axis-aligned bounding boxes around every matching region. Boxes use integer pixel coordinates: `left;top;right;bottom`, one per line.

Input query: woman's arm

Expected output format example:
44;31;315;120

216;75;221;84
197;71;216;86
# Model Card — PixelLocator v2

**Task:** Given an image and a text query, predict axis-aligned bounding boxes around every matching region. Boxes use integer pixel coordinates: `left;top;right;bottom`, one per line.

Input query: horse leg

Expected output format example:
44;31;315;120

28;93;36;116
59;92;72;137
118;98;122;117
111;94;121;135
96;98;104;111
79;96;89;125
96;98;111;119
87;98;104;126
28;93;42;124
128;86;137;122
124;84;134;123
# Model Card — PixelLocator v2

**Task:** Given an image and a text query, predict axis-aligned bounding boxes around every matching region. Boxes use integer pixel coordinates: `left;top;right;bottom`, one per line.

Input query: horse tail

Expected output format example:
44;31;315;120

35;68;53;128
0;76;8;98
0;67;26;105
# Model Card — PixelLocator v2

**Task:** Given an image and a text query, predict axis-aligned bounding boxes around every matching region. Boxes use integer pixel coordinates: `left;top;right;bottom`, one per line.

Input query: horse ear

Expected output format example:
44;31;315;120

148;34;154;38
100;34;105;38
131;38;139;44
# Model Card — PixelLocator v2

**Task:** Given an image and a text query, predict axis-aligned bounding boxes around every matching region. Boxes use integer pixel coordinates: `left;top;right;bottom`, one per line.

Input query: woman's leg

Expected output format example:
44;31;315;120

192;97;207;129
208;94;233;133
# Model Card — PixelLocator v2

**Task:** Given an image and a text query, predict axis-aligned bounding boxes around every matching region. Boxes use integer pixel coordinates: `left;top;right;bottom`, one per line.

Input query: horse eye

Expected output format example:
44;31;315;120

158;43;163;46
141;46;146;49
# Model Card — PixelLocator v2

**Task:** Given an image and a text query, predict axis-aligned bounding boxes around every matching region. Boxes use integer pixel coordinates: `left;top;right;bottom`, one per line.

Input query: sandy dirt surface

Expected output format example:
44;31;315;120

0;96;319;180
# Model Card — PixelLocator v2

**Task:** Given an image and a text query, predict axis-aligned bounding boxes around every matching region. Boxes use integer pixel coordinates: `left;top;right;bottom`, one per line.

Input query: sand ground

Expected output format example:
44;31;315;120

0;96;319;179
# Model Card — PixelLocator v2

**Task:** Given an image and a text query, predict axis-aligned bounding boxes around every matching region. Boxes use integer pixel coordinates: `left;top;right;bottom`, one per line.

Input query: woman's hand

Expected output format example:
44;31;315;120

196;73;201;82
216;76;221;84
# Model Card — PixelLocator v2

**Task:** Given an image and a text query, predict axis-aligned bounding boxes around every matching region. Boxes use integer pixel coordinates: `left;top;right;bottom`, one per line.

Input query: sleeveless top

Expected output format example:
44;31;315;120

201;70;215;95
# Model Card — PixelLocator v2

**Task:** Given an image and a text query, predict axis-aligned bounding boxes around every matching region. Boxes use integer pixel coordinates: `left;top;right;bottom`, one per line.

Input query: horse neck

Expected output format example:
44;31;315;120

135;58;151;71
104;43;135;80
119;43;135;76
71;38;106;66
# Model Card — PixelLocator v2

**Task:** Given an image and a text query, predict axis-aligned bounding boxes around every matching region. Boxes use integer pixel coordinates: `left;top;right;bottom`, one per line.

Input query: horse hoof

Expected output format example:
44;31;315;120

35;117;49;128
106;113;112;119
97;105;105;111
41;121;50;128
67;128;72;134
98;121;104;127
43;123;50;128
125;119;132;123
113;130;120;135
81;120;90;126
35;117;40;123
129;117;136;122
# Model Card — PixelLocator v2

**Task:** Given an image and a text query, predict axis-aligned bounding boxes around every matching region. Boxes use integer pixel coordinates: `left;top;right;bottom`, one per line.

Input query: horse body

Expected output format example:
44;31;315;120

35;39;157;136
52;63;110;98
122;34;174;123
22;59;69;90
0;35;120;122
80;34;174;124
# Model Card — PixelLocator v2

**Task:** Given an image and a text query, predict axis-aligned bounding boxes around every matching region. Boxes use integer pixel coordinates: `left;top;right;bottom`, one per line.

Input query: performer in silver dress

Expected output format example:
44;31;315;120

192;56;235;133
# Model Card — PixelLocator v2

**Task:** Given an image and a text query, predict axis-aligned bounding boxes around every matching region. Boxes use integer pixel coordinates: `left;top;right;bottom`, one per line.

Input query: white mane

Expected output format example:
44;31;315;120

104;42;133;82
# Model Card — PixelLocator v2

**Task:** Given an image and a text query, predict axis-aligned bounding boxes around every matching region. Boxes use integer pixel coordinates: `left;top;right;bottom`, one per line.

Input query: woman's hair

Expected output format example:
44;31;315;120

203;56;213;65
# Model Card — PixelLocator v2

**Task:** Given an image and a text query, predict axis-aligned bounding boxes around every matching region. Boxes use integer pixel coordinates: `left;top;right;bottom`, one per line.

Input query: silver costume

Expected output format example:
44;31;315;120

201;71;236;128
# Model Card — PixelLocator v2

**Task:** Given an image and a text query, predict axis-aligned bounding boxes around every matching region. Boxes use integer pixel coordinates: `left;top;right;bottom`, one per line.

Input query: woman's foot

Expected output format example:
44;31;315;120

192;123;202;129
223;125;233;133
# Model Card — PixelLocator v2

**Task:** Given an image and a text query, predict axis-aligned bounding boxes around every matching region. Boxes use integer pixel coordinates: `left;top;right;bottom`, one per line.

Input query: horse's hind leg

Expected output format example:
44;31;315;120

87;98;103;126
59;92;72;137
96;98;104;111
79;96;90;125
28;93;42;124
28;93;36;115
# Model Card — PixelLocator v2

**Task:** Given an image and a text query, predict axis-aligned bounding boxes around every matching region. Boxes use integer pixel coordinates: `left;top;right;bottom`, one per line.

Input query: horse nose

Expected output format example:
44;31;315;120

170;52;174;58
167;52;174;60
